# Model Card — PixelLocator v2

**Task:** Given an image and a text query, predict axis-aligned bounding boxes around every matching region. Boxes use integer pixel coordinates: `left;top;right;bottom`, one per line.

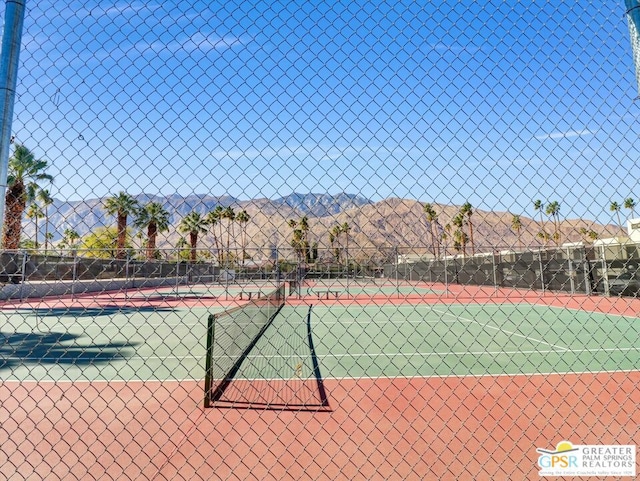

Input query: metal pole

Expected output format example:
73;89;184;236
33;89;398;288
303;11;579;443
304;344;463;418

176;257;180;296
567;248;575;294
203;313;215;408
124;254;130;301
71;248;77;299
444;254;449;298
625;0;640;98
601;244;610;296
345;246;349;298
0;0;27;232
568;258;574;294
538;249;545;294
394;246;399;298
492;251;497;292
583;248;591;296
18;248;25;299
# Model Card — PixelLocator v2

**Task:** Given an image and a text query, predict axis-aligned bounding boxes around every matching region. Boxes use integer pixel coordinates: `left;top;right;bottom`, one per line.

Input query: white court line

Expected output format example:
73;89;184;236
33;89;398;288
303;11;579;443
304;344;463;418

1;354;205;363
7;368;640;384
26;345;640;365
432;307;570;352
320;319;459;326
318;368;640;381
320;346;640;358
15;315;206;328
316;306;570;351
541;303;640;319
129;345;640;363
126;354;204;360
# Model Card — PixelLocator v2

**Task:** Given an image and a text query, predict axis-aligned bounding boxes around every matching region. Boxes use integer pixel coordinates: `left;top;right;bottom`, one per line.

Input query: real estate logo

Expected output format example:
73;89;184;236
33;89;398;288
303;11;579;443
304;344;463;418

537;441;636;477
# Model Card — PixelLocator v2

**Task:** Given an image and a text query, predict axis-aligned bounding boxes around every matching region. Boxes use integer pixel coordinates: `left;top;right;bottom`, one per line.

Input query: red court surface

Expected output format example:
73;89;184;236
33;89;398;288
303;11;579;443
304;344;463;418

4;282;640;318
285;285;640;323
2;371;638;480
2;286;639;479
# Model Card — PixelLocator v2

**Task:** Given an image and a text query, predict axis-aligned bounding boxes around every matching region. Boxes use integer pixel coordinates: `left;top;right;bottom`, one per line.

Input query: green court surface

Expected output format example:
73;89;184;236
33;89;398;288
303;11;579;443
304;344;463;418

0;306;213;382
1;302;639;383
303;285;444;297
308;304;640;378
105;282;281;300
301;279;446;297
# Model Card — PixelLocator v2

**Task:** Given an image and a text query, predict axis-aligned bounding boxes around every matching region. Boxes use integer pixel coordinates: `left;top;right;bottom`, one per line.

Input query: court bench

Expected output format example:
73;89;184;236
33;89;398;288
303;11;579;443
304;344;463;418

239;291;261;300
314;290;340;299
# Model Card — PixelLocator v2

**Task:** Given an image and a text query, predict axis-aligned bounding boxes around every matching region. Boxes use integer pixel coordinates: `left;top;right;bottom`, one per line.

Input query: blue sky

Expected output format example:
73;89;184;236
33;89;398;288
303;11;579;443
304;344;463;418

5;0;640;224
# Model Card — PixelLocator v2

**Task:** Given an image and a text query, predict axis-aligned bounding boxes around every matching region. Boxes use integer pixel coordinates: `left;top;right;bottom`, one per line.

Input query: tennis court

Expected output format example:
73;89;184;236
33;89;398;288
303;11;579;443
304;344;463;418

1;282;639;479
298;278;447;299
4;1;640;478
5;286;639;383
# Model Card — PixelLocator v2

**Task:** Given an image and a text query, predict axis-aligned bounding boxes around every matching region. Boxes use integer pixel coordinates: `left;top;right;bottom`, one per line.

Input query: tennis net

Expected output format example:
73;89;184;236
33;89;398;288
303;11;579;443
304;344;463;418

204;283;286;407
206;304;330;410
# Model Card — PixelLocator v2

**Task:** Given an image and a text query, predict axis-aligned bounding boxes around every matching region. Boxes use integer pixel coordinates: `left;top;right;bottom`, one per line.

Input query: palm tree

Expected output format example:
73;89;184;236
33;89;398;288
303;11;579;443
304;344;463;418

579;227;599;244
511;214;523;250
235;210;250;264
453;228;468;256
441;223;452;256
545;201;561;245
452;213;466;257
537;230;551;244
330;225;342;262
533;199;546;245
104;192;140;259
2;144;53;250
61;228;80;250
624;198;636;219
293;229;305;262
206;206;224;264
288;219;304;262
609;201;623;232
299;216;312;262
341;222;351;267
44;232;54;251
176;236;189;261
328;229;338;262
178;212;208;262
37;189;53;253
135;201;170;260
26;202;44;248
461;202;475;255
579;227;587;241
423;203;439;258
222;206;236;264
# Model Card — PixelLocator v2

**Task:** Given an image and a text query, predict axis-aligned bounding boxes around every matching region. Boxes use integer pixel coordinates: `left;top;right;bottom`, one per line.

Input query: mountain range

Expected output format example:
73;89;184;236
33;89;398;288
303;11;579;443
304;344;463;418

23;192;622;253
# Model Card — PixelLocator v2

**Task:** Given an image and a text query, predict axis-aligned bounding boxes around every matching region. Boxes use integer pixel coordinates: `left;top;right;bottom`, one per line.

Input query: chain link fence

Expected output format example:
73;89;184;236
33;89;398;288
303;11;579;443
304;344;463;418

1;1;640;479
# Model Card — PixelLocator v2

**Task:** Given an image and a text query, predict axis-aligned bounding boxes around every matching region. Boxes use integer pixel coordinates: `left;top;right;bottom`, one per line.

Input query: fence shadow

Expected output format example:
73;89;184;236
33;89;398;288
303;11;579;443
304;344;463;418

0;330;136;371
9;306;175;317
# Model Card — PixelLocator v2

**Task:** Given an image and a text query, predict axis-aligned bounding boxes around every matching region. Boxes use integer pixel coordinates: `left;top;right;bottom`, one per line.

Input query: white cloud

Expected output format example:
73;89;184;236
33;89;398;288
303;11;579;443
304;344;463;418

535;129;594;140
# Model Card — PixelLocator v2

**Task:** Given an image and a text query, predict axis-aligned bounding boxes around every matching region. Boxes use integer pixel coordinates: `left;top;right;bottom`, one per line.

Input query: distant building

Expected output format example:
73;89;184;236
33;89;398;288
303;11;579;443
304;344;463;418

628;217;640;243
593;227;639;262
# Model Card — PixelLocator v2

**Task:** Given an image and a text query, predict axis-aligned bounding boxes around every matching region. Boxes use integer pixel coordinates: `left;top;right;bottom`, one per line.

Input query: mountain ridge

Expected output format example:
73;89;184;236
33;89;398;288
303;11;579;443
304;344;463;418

22;193;622;252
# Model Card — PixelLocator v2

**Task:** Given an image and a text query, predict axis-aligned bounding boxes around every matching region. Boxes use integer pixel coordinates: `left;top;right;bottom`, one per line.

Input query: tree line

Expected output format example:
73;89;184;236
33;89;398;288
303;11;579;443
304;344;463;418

423;196;637;259
2;144;352;265
2;144;636;262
